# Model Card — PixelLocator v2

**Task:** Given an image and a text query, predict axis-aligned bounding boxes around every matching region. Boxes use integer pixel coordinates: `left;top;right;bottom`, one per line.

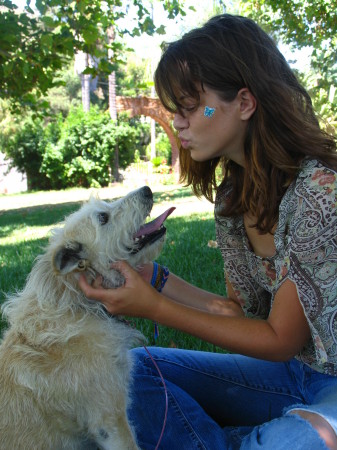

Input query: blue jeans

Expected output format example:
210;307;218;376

128;347;337;449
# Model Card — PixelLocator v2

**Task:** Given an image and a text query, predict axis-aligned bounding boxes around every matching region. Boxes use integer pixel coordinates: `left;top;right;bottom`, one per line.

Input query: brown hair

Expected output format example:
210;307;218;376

154;14;337;233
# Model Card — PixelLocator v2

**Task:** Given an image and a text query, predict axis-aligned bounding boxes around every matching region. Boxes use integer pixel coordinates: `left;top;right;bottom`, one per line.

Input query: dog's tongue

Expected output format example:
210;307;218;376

134;207;176;238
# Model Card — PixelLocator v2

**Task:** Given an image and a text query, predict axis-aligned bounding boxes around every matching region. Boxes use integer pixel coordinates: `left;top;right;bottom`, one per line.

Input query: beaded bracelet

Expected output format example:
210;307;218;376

151;262;170;292
150;262;169;340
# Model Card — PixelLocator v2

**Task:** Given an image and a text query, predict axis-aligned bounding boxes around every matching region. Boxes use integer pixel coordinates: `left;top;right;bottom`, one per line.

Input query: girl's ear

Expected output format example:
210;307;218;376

238;88;257;120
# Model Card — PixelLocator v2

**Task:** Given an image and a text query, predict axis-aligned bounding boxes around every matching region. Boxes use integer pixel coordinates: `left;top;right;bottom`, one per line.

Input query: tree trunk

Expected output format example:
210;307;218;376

107;26;119;182
81;53;90;112
150;84;156;160
109;69;117;122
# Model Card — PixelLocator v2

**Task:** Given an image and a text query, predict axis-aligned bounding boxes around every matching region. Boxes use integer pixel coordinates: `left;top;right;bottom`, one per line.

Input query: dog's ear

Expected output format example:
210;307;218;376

53;242;89;275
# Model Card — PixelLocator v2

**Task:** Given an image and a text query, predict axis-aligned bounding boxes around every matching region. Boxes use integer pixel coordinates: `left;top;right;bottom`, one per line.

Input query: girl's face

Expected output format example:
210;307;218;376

173;86;256;167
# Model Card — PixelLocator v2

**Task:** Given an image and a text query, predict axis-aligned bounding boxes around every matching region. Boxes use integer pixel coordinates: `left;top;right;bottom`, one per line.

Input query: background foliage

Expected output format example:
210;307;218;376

239;0;337;128
0;0;336;192
0;0;188;112
2;107;153;189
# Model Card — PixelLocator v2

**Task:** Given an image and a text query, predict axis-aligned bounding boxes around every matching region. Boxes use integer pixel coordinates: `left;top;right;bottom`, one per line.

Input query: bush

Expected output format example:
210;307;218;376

42;108;152;188
41;107;116;188
151;156;166;167
3;118;52;190
2;106;153;190
155;130;172;164
146;129;172;165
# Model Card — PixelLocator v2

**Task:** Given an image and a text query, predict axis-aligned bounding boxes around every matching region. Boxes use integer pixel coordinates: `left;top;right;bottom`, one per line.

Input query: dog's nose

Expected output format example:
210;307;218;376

141;186;153;199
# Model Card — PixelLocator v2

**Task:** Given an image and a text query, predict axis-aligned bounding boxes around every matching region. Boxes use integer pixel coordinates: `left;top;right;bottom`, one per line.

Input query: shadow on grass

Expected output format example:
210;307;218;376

1;200;226;352
0;188;194;236
1;213;223;293
0;203;81;238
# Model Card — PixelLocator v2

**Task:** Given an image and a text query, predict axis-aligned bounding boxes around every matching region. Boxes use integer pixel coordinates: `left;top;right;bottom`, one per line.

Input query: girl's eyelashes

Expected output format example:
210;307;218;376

179;104;198;115
183;105;197;111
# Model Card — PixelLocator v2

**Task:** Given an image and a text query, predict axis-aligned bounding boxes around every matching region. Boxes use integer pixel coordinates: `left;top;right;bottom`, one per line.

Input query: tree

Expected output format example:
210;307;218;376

0;0;189;112
239;0;337;56
238;0;337;125
47;61;82;116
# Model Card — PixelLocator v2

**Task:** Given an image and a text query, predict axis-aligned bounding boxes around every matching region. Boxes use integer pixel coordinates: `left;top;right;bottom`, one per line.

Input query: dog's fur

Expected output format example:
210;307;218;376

0;186;168;450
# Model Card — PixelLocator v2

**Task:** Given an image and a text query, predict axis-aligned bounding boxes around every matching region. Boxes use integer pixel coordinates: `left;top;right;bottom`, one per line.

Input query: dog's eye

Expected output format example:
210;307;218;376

97;212;109;225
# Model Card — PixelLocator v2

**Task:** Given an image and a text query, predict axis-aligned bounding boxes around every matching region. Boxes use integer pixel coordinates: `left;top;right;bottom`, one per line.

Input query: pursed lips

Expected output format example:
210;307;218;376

178;135;190;148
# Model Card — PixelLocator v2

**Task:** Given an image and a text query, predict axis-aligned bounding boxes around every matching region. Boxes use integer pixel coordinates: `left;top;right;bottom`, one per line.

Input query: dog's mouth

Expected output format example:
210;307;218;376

131;207;175;254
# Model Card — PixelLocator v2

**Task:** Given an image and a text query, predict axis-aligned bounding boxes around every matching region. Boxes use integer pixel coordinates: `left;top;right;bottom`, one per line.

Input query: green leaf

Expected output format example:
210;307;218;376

140;16;155;35
82;27;99;45
25;6;35;14
131;27;141;37
82;66;96;75
156;25;166;35
35;0;47;14
41;16;57;28
76;0;86;14
40;34;53;50
99;59;117;73
3;61;14;77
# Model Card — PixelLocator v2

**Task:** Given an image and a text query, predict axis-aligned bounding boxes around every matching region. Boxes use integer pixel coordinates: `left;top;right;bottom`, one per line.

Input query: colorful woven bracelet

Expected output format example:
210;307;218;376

151;262;169;292
159;266;169;292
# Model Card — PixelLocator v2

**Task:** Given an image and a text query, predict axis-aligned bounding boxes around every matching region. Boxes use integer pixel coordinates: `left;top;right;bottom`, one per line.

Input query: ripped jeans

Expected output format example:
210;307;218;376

128;348;337;450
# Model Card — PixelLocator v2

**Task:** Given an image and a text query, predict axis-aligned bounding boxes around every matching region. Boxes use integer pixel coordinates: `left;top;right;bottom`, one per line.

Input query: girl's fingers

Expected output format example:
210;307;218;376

111;261;141;287
78;274;105;300
92;274;103;288
111;260;134;278
137;262;154;284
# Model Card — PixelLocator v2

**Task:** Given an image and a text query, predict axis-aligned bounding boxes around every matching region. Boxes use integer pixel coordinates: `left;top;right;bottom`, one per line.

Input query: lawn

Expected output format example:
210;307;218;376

0;184;227;352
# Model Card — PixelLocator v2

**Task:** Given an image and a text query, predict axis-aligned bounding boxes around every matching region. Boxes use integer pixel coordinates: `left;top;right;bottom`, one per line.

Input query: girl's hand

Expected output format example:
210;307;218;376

137;262;154;284
78;261;161;318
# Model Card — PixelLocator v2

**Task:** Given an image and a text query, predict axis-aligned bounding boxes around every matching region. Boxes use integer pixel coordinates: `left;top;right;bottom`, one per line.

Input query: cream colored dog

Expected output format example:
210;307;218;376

0;186;174;450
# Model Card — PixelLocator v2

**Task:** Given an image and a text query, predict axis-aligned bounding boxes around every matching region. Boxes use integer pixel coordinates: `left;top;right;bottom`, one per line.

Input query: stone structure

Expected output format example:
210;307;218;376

116;96;179;174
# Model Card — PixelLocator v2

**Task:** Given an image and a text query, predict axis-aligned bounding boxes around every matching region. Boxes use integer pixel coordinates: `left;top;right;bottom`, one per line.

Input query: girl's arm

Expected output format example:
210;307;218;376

155;277;311;361
79;262;311;362
160;272;245;317
137;262;244;317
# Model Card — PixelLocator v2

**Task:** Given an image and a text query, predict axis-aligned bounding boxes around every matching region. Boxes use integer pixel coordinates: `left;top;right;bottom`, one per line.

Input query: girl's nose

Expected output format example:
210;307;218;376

173;112;189;131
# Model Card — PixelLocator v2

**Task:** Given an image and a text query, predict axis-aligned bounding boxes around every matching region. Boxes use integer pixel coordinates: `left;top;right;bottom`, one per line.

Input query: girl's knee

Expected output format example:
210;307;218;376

290;410;337;450
129;346;166;377
241;414;329;449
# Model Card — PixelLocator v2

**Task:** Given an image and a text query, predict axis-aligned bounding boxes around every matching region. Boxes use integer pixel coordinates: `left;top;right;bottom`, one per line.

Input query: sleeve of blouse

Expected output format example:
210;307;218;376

286;163;337;326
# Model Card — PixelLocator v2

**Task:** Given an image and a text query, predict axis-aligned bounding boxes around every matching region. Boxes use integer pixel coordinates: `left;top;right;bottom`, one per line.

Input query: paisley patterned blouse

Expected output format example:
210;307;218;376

215;159;337;376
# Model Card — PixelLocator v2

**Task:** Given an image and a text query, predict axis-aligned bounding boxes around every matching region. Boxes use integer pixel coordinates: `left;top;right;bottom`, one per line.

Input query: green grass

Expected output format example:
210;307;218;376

0;187;226;352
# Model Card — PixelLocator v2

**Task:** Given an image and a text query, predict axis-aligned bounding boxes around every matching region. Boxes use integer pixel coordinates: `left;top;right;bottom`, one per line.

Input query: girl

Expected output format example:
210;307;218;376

79;14;337;450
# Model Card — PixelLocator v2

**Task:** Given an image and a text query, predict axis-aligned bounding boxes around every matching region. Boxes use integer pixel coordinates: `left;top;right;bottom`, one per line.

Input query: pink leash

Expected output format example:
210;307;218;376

143;345;168;450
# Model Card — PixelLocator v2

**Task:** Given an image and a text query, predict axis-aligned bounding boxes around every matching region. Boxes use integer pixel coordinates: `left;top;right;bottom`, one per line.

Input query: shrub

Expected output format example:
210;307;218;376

155;130;172;164
41;107;115;188
3;106;153;190
3;118;52;190
42;107;151;188
146;130;172;165
151;156;166;167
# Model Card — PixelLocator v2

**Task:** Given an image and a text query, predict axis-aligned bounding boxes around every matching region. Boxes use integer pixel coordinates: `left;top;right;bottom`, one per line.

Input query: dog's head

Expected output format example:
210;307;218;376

51;186;174;288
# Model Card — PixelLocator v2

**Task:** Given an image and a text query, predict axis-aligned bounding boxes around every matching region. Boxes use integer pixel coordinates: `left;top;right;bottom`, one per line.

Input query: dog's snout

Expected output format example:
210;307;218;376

140;186;153;200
